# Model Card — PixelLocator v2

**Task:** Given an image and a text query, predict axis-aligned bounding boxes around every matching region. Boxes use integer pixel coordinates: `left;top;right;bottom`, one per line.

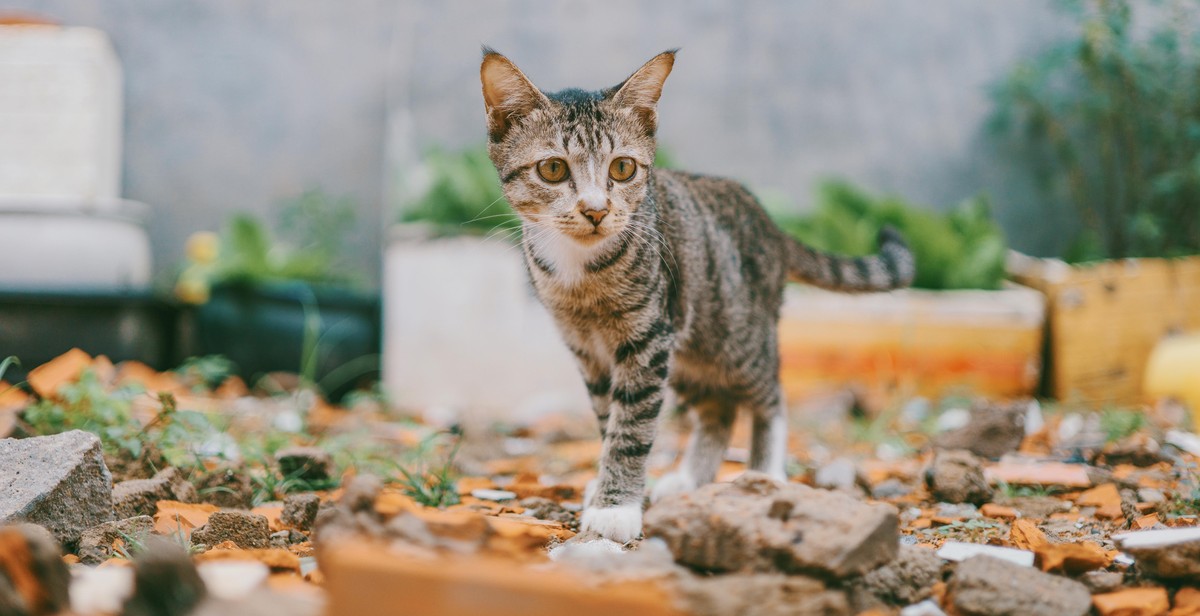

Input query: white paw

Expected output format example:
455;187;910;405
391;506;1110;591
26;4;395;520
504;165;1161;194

579;504;643;544
650;470;697;503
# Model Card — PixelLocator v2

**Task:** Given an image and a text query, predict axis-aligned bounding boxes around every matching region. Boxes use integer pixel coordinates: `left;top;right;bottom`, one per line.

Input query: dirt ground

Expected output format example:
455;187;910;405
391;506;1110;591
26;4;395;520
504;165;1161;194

1;349;1199;616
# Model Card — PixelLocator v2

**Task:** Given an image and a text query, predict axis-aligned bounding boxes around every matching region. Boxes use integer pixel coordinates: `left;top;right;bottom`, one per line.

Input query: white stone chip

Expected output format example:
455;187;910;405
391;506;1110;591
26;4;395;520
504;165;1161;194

1166;430;1200;456
936;541;1035;567
901;599;949;616
1113;527;1200;549
470;488;518;501
197;560;269;601
70;566;134;615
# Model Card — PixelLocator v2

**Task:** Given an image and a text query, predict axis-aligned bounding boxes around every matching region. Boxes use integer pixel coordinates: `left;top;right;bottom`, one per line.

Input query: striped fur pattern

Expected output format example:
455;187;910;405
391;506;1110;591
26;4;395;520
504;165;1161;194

480;49;914;543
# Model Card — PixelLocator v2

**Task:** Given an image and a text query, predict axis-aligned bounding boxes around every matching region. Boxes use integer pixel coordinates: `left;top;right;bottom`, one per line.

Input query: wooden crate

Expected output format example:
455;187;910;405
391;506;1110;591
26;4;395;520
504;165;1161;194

1009;253;1200;407
778;284;1045;410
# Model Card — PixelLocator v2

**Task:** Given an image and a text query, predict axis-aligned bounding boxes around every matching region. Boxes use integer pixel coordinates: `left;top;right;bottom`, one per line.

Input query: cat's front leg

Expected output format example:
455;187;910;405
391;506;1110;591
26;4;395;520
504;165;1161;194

579;321;672;544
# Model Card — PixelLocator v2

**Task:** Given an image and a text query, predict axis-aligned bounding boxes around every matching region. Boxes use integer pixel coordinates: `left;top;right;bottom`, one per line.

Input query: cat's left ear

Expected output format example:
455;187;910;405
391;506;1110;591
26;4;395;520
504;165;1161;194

611;49;676;135
481;48;551;143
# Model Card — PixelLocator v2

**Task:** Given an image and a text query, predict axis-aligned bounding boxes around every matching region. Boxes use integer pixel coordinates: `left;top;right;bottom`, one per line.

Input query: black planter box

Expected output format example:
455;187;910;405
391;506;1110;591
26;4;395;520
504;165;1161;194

0;290;178;380
178;282;381;398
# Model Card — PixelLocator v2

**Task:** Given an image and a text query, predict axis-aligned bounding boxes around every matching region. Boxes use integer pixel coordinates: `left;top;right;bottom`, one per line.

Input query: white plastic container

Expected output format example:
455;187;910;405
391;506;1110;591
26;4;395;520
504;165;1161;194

0;196;151;290
0;25;123;199
382;225;589;423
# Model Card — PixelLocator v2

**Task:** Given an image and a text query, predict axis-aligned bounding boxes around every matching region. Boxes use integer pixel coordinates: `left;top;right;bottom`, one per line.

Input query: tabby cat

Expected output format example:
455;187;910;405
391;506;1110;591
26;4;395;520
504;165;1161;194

480;49;915;543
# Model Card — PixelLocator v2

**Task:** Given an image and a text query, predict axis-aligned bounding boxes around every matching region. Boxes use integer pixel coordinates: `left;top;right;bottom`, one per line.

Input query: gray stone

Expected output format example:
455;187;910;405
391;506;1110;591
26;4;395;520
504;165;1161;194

1078;570;1123;594
112;467;197;519
280;493;320;531
191;511;270;549
675;572;851;616
518;497;575;525
849;544;943;609
0;523;70;616
0;430;114;546
946;555;1091;616
925;450;993;505
275;446;333;482
78;515;155;565
644;472;899;579
814;457;860;492
871;478;913;500
268;529;306;549
933;400;1027;460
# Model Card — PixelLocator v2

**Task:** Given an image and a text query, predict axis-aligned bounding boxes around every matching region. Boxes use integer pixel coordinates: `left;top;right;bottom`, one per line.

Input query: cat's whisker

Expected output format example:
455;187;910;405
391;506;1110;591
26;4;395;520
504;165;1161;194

463;195;509;225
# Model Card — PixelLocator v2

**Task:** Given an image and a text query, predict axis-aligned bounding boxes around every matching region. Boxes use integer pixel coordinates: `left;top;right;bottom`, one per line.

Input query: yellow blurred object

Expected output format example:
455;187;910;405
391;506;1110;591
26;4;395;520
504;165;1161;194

185;231;219;264
1144;332;1200;412
174;276;210;305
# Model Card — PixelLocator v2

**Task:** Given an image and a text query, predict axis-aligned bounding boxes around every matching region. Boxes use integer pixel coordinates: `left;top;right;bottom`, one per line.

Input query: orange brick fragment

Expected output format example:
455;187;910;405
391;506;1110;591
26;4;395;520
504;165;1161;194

909;518;933;530
1009;519;1050;551
980;503;1018;520
986;461;1092;488
1134;513;1160;530
374;491;419;517
252;504;284;532
1173;587;1200;615
1077;483;1122;508
1093;587;1169;616
1096;503;1125;520
195;547;300;572
153;500;219;535
1036;541;1111;574
26;348;91;397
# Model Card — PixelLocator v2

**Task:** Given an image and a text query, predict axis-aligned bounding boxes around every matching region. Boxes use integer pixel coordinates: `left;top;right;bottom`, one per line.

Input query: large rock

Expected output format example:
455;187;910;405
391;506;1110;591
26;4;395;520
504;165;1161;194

1115;527;1200;581
925;450;993;505
643;472;899;579
275;446;332;482
112;467;197;519
945;555;1091;616
0;431;114;546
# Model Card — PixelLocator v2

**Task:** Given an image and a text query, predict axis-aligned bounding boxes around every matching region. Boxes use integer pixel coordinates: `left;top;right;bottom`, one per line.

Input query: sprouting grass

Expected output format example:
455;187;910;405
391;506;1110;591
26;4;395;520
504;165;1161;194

395;433;461;508
995;480;1063;499
1098;407;1147;443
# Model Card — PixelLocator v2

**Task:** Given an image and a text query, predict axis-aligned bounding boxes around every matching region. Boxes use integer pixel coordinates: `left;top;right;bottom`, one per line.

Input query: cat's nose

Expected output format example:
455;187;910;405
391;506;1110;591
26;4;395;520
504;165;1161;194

582;207;608;225
578;196;609;226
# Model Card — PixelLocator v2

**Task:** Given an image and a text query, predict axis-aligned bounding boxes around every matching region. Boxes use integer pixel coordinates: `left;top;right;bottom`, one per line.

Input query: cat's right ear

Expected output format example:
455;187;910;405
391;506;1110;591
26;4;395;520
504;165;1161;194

480;48;549;143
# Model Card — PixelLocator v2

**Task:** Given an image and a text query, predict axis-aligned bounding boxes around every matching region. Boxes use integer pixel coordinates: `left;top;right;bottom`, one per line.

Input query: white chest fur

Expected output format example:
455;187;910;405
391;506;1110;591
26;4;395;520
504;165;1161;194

527;231;613;286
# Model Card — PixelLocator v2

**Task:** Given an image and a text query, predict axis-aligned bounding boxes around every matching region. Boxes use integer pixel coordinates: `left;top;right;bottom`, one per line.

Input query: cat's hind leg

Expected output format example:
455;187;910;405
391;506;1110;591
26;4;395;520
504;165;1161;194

651;397;735;502
747;386;789;482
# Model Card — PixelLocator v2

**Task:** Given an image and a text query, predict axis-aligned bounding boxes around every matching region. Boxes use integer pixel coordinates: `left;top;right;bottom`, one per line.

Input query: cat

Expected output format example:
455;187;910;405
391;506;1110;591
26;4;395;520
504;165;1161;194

479;48;915;543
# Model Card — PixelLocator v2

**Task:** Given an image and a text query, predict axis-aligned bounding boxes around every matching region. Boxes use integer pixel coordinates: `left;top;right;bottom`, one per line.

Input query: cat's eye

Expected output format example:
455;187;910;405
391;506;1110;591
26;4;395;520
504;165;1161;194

609;157;637;182
536;158;569;183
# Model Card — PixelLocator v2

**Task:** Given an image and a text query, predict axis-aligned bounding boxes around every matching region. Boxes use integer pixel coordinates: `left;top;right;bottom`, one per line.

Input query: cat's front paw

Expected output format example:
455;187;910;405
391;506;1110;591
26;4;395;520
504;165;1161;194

650;470;697;503
579;504;643;544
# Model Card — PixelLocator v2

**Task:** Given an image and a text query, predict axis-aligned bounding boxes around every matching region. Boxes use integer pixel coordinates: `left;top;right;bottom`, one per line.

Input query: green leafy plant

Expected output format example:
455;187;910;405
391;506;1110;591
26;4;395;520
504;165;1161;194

401;146;518;236
22;372;218;469
175;190;359;304
174;355;237;391
1097;407;1146;443
992;0;1200;261
772;181;1008;290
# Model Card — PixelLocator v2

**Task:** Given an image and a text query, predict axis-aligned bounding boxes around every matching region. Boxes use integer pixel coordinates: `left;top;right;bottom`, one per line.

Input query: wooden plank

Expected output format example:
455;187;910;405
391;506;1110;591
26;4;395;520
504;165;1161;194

321;542;685;616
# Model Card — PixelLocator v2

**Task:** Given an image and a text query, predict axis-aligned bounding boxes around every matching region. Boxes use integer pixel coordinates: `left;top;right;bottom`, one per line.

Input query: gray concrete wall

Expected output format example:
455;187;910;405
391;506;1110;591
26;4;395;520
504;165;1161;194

12;1;1077;285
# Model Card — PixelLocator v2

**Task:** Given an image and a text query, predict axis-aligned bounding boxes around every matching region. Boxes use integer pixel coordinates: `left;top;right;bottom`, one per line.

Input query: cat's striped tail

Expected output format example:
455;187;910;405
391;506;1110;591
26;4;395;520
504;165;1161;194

785;226;915;292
